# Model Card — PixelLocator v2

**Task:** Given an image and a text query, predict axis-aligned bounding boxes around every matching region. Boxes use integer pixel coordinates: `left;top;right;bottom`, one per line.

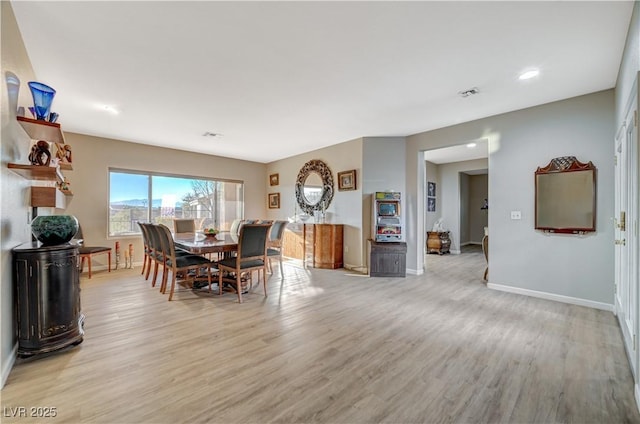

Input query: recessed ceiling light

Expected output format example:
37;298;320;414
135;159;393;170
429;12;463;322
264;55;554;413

519;69;540;80
466;143;477;148
98;105;119;115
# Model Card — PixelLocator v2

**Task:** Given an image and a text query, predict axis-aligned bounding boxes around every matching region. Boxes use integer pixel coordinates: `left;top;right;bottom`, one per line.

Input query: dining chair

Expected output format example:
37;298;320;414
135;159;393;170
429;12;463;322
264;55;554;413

155;224;214;301
267;220;288;276
138;222;152;277
230;219;243;236
173;218;196;233
76;225;112;279
217;223;271;303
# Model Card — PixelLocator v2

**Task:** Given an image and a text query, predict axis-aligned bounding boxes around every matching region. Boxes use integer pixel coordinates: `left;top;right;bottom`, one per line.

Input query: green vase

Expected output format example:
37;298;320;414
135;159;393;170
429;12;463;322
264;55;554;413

31;215;79;246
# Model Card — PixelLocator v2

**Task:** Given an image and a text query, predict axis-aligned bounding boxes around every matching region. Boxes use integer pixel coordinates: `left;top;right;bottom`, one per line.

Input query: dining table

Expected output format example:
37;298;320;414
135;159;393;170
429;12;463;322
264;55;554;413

173;231;239;255
173;231;240;291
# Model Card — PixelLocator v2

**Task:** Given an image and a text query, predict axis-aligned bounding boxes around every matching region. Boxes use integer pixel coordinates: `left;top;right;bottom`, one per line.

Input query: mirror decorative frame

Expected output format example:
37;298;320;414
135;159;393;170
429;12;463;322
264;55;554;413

295;159;335;214
535;156;596;234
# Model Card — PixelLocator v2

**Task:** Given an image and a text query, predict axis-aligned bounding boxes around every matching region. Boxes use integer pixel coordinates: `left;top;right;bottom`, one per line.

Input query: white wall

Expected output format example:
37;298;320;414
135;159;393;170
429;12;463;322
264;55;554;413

0;1;38;388
64;132;267;268
266;138;364;271
407;90;615;306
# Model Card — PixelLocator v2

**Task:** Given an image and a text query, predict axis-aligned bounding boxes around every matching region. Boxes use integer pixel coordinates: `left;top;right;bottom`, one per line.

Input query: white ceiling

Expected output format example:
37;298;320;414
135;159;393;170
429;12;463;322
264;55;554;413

11;1;633;164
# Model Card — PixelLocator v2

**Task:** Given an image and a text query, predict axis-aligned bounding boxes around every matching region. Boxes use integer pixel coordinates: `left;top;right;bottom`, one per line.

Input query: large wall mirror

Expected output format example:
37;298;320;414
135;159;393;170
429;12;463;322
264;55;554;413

295;159;334;214
535;156;596;234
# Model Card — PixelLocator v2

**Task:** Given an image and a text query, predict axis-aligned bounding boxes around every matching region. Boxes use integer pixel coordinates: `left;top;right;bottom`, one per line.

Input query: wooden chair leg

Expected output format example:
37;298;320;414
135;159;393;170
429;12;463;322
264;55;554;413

80;256;86;274
107;251;112;272
87;256;93;279
237;274;243;304
141;254;147;275
218;271;224;296
168;271;177;301
263;269;268;297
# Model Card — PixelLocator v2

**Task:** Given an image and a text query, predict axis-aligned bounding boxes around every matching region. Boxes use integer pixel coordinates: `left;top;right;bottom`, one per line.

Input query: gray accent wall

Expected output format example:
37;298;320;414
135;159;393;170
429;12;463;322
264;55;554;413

437;159;488;254
407;89;615;304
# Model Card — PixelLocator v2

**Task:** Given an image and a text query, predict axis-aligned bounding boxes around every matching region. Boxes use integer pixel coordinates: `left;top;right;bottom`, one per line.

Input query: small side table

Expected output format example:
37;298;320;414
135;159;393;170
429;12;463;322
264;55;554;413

426;231;451;255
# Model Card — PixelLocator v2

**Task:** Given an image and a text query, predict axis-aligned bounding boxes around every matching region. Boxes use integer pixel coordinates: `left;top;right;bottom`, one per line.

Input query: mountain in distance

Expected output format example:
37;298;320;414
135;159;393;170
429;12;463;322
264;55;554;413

110;198;180;208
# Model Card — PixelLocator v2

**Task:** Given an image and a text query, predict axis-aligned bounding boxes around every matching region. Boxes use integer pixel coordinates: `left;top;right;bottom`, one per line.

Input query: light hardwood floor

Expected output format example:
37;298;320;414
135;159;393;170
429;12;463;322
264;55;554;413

2;249;639;423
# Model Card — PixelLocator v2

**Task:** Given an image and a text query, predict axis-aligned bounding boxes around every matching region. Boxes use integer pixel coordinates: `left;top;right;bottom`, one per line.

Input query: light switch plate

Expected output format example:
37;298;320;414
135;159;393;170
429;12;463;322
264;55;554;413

511;211;522;220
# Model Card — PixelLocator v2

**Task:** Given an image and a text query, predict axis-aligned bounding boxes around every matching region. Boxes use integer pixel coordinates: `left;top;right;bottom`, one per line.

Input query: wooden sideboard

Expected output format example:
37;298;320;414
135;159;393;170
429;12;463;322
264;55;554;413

283;223;343;269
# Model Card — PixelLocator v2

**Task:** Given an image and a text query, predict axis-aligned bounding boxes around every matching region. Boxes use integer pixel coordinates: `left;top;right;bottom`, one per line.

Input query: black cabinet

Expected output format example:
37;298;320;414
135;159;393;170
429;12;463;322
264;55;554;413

13;242;84;357
369;241;407;277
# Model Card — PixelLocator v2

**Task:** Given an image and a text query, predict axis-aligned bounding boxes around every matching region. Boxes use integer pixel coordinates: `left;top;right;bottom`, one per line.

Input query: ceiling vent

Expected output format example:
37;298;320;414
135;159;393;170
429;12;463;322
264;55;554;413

458;87;479;98
202;131;221;138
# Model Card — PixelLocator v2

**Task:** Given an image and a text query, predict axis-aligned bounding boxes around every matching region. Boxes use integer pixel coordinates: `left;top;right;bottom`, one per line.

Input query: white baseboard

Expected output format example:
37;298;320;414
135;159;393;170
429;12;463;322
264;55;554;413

1;343;18;390
406;268;424;275
460;241;482;246
451;249;461;255
80;261;143;274
487;283;614;312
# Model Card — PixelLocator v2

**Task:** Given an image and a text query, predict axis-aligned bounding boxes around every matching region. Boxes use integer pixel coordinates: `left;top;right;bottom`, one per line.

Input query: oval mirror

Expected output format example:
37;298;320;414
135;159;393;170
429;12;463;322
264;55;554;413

295;159;334;214
303;172;323;205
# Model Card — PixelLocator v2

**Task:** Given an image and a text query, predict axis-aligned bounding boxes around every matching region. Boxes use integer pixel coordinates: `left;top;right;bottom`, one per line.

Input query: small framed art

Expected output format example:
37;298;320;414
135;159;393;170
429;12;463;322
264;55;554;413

337;169;356;191
268;192;280;209
269;173;279;186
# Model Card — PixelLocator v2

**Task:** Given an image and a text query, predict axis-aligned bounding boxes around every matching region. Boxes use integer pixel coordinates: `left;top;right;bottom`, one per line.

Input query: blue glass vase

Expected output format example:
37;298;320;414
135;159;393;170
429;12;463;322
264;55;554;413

28;82;56;121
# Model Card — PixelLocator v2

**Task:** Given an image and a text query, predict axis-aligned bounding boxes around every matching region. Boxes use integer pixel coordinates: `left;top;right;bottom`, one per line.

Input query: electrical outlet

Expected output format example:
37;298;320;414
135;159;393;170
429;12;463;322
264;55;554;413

344;246;349;253
511;211;522;220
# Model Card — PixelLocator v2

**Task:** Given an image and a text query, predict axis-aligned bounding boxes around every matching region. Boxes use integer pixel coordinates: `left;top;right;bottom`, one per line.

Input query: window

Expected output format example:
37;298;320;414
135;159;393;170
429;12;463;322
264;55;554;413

109;169;244;237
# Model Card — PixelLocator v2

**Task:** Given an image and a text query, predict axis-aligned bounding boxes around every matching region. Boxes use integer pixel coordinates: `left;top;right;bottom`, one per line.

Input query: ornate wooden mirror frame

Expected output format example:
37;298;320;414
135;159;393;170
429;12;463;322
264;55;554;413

295;159;335;214
535;156;596;234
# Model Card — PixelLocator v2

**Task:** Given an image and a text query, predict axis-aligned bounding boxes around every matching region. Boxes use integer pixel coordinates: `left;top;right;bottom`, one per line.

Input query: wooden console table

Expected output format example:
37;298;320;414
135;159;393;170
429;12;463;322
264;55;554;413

426;231;451;255
283;223;343;269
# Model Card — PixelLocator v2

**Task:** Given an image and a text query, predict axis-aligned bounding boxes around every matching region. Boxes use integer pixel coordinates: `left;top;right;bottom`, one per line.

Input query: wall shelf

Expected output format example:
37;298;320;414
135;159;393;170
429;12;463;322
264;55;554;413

17;116;65;144
31;186;72;209
8;163;64;181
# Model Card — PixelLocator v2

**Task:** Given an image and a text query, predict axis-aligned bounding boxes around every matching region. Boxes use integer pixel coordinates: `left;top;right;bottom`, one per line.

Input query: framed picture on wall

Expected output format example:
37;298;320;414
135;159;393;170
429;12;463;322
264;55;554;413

427;197;436;212
427;181;436;197
269;173;279;186
338;169;356;191
268;193;280;209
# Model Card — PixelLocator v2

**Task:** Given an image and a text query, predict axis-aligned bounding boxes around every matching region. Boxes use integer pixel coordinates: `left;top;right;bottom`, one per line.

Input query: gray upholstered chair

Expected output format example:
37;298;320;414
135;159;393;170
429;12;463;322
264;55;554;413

155;224;214;301
173;218;196;233
217;223;271;303
267;220;288;276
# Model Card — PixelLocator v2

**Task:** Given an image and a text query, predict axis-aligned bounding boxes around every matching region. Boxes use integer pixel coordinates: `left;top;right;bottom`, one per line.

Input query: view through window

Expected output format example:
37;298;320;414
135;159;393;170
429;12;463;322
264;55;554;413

109;170;244;236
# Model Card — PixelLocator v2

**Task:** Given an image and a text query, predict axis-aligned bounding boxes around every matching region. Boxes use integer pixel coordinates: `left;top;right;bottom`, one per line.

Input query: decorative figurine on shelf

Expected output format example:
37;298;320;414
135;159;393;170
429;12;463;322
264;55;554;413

55;143;72;164
28;140;51;166
57;177;70;193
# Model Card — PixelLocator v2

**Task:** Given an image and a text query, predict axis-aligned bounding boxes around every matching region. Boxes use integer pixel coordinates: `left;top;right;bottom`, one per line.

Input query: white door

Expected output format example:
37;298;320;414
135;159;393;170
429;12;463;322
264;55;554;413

615;100;638;379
